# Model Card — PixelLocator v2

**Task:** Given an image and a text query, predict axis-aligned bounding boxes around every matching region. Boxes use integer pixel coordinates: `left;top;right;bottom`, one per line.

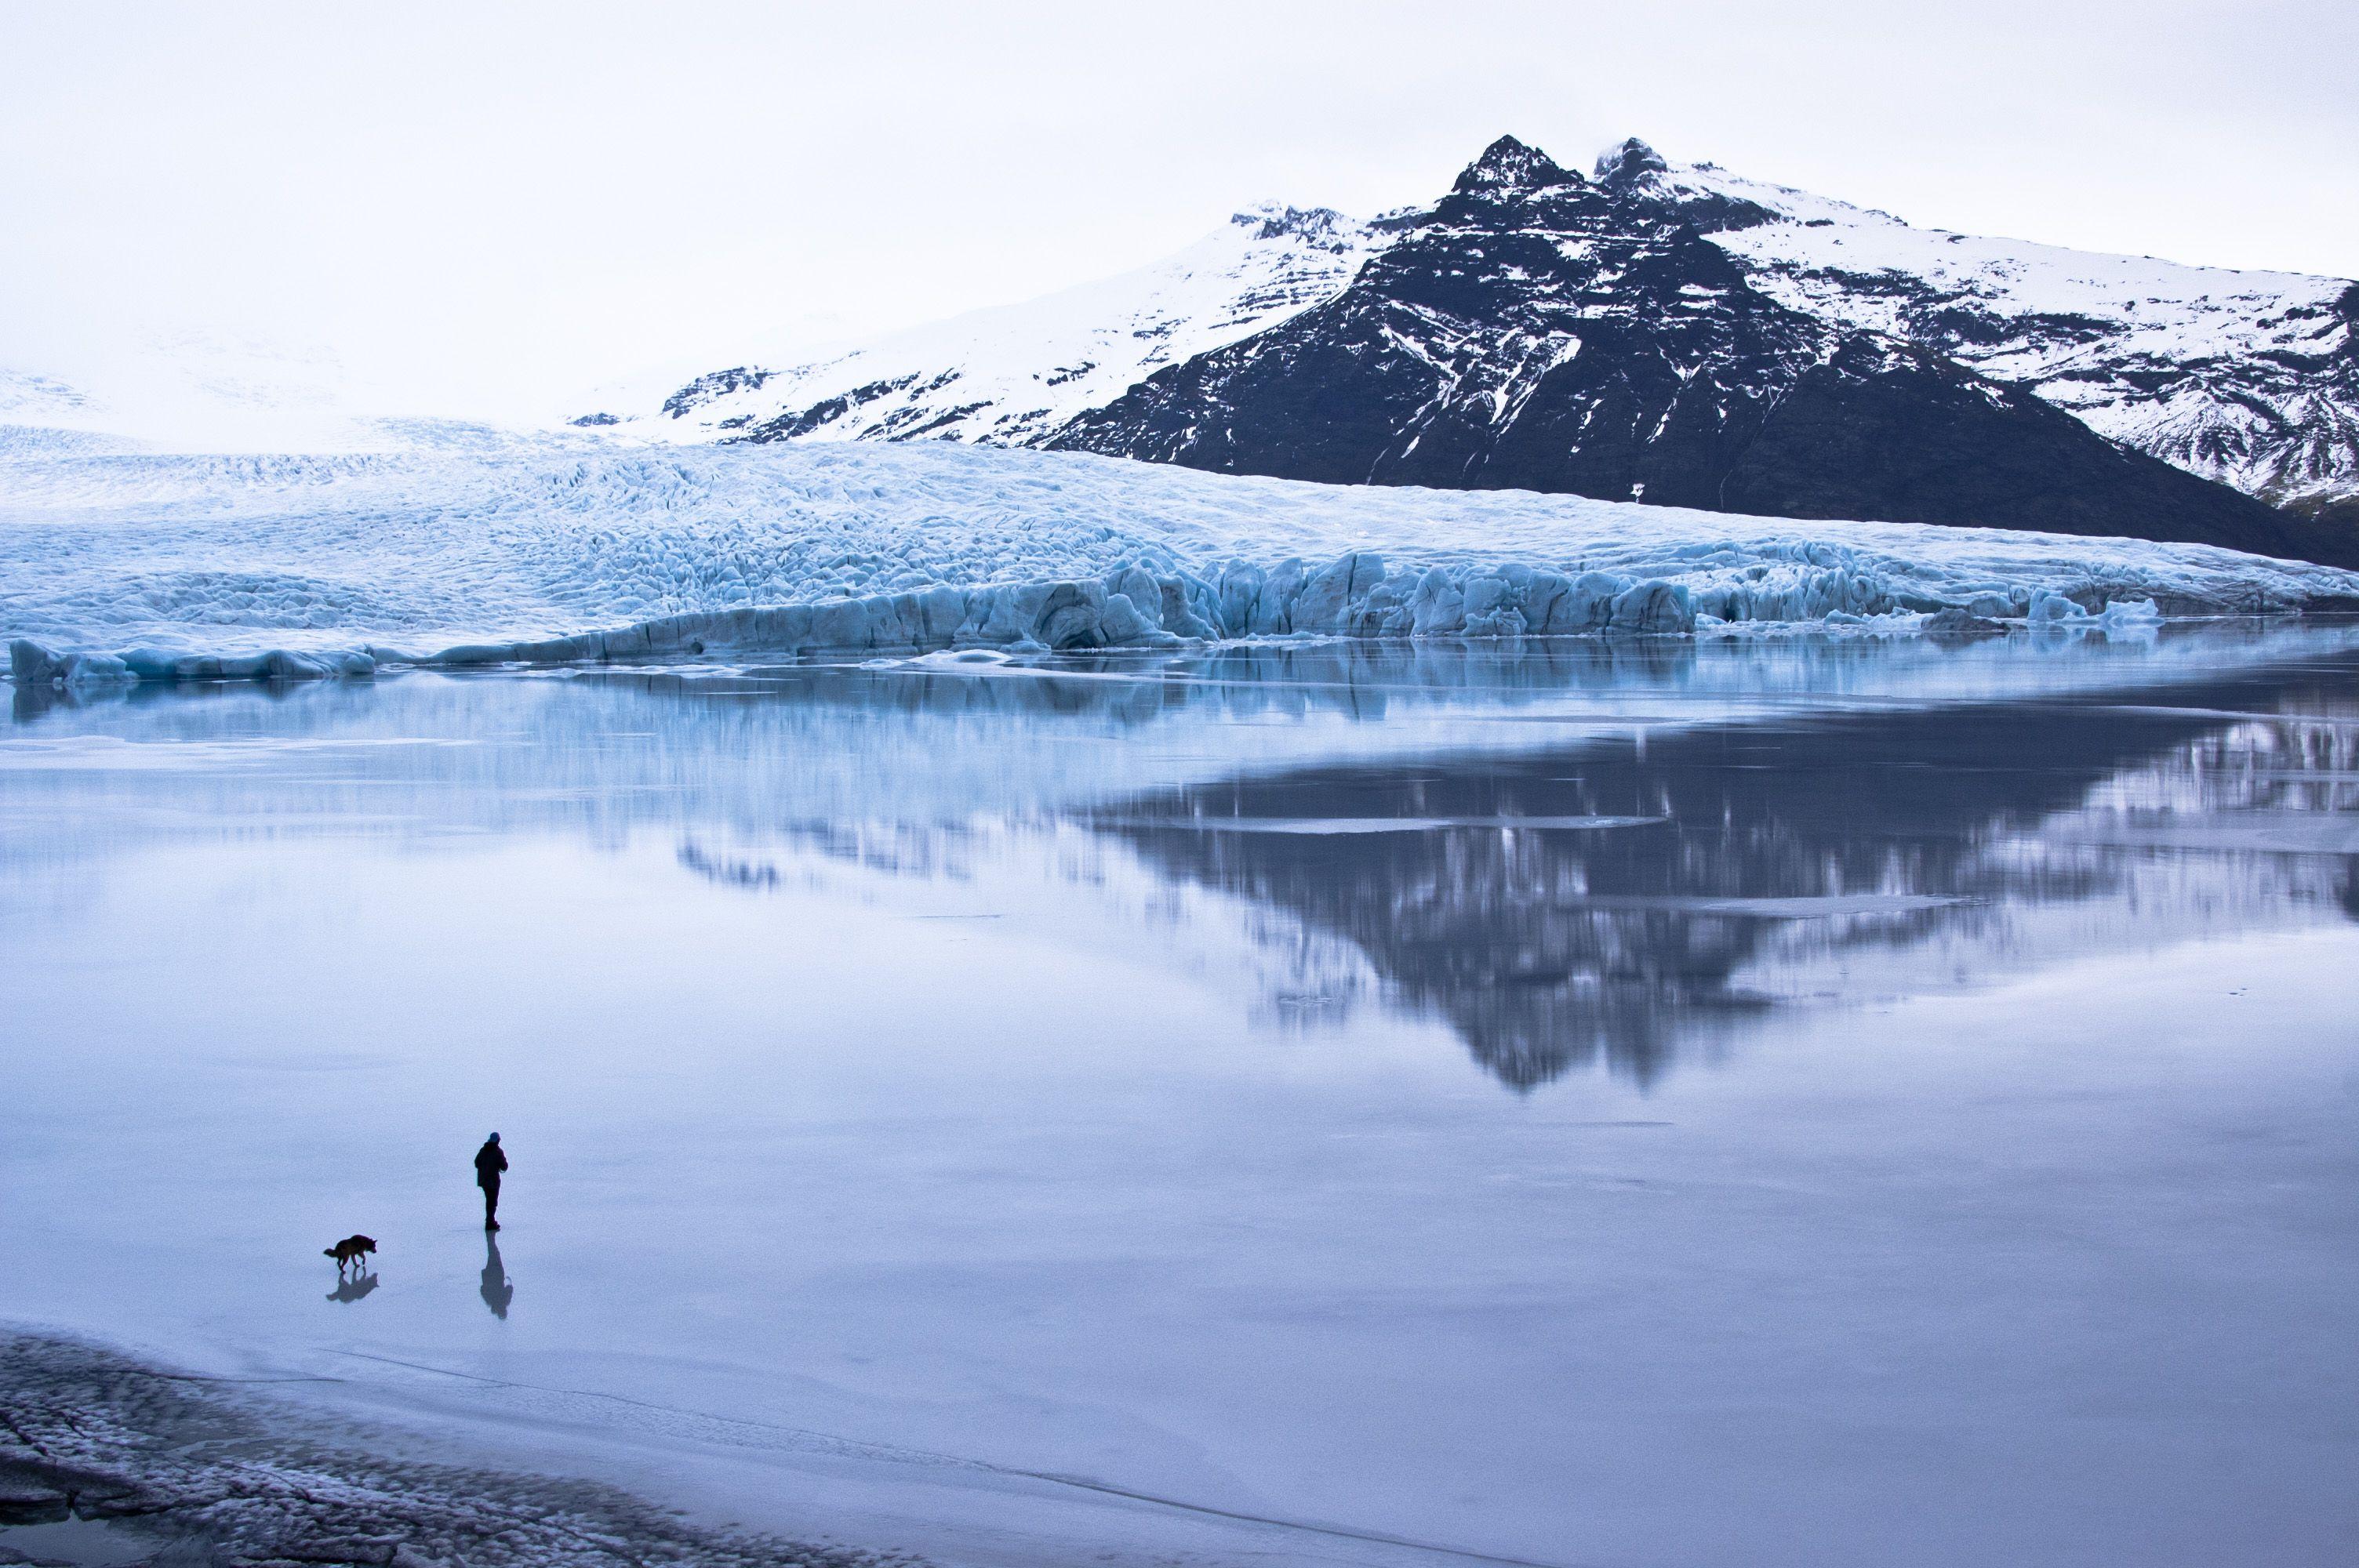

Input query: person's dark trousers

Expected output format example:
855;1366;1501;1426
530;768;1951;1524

482;1178;500;1229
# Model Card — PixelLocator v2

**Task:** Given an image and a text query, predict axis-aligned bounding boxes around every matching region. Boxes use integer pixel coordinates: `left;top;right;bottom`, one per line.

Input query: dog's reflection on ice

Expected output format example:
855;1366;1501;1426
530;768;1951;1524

480;1233;514;1319
326;1269;379;1304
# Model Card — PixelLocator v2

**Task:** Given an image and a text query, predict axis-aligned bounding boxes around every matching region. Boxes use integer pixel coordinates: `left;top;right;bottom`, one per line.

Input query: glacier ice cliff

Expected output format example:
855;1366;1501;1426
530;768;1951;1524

5;441;2357;686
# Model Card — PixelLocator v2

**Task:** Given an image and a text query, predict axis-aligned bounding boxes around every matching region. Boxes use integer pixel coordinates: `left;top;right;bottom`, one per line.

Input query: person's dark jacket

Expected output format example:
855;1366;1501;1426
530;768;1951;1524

474;1141;508;1189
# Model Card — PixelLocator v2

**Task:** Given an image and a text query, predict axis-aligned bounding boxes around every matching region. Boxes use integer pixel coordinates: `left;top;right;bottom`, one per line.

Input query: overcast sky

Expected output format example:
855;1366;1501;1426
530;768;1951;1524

3;0;2353;424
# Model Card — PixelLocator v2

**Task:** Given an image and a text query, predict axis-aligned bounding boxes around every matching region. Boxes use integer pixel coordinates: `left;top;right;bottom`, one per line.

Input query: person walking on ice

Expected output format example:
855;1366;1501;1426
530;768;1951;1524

475;1132;508;1231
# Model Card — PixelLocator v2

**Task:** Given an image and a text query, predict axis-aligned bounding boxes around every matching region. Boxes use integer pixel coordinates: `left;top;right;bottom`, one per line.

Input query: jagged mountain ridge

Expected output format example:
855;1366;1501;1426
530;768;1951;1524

602;135;2357;561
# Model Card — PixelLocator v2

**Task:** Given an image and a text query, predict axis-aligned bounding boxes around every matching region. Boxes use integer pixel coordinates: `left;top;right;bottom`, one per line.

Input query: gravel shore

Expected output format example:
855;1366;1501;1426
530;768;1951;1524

0;1334;926;1568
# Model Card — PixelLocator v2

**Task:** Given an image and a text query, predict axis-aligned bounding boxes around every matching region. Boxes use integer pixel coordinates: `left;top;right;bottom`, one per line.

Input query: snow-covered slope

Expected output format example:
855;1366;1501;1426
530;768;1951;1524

0;368;99;426
589;205;1378;448
1593;140;2359;512
9;441;2358;686
0;332;541;456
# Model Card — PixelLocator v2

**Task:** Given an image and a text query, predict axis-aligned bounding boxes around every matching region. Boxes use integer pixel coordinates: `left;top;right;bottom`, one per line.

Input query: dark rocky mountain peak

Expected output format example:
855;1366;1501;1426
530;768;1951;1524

1452;135;1582;197
1592;136;1670;188
1051;133;2356;566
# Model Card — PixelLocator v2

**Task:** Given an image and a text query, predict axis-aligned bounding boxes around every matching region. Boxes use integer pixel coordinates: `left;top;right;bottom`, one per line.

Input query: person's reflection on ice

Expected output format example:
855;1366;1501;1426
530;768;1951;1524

480;1233;513;1319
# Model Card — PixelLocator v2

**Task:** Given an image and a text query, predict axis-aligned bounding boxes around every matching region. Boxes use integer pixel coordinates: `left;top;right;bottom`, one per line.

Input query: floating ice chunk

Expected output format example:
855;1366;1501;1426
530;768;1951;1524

907;648;1018;667
2027;590;2089;623
1108;814;1671;835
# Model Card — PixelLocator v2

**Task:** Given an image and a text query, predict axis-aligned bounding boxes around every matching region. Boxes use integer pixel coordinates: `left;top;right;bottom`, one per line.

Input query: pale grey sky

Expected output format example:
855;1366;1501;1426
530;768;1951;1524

3;0;2353;423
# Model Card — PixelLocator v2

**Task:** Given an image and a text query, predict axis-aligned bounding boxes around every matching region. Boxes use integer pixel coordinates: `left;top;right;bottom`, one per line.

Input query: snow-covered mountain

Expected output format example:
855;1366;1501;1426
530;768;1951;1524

601;136;2359;550
1586;139;2359;517
1059;139;2349;564
583;205;1378;448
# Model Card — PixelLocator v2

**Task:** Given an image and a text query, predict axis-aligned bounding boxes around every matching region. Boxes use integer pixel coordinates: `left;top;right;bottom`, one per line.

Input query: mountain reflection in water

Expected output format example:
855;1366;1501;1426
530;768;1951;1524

1097;665;2359;1088
9;629;2357;1092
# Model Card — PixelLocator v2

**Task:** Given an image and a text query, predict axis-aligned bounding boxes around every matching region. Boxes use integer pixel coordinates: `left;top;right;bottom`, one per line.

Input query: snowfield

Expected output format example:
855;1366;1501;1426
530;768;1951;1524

6;440;2357;684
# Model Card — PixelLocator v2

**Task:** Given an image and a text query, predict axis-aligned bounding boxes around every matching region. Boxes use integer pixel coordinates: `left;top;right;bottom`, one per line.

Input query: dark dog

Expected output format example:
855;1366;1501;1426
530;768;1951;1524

325;1234;377;1272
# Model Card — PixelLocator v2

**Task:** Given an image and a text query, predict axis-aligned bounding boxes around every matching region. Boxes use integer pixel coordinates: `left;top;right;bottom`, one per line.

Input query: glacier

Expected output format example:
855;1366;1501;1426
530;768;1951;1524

6;439;2358;688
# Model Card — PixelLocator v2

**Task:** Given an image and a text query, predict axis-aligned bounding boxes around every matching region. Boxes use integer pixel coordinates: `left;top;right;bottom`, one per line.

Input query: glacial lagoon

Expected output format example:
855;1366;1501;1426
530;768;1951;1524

4;626;2356;1567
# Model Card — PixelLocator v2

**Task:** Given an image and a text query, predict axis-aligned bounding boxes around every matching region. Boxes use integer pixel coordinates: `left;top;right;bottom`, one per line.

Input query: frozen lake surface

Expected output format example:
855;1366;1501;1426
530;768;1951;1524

4;627;2357;1567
